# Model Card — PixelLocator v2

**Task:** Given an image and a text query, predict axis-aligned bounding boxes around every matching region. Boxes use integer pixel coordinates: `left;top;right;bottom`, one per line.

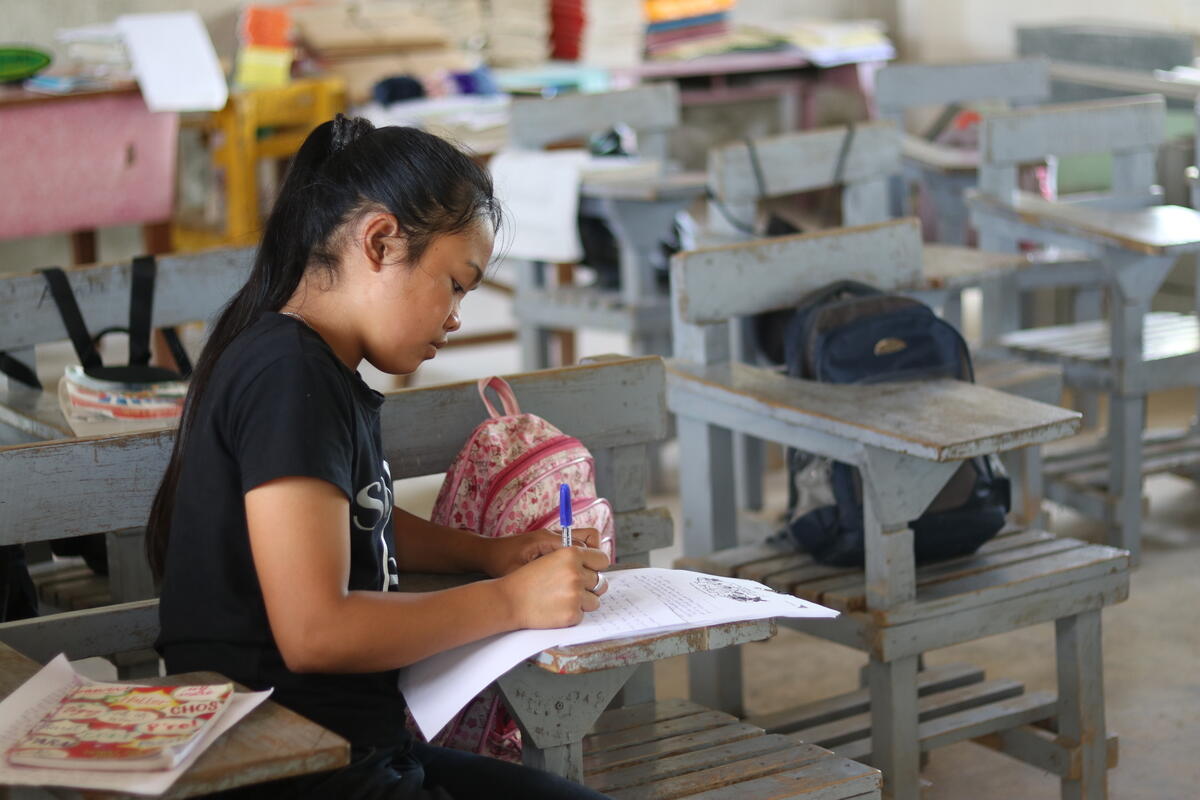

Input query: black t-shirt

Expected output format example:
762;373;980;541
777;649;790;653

157;312;407;750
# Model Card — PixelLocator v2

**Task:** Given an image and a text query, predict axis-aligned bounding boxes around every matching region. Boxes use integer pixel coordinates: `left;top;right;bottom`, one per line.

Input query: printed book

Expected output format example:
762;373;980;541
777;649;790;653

6;681;233;771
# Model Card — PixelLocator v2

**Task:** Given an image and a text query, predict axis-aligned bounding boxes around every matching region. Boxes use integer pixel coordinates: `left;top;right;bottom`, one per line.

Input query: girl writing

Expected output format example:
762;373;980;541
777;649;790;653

147;115;612;799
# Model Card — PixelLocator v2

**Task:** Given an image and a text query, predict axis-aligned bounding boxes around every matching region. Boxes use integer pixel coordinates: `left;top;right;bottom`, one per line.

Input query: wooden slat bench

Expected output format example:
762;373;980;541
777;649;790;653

583;700;880;800
666;220;1126;800
968;94;1200;562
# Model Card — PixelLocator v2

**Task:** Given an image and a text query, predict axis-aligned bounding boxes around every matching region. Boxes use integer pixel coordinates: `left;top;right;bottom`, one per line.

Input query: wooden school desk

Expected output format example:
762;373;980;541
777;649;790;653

0;641;350;800
0;85;178;263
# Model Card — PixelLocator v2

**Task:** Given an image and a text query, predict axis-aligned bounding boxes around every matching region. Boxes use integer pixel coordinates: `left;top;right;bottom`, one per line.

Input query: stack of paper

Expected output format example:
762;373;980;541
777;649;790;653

578;0;645;67
401;567;838;738
486;0;551;66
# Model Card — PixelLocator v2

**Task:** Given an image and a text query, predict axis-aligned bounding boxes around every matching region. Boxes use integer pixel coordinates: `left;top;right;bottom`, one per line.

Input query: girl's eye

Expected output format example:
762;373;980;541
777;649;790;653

452;279;465;295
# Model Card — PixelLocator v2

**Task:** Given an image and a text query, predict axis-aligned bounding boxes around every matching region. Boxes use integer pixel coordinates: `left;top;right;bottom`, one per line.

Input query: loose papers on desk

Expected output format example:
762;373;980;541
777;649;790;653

489;149;663;263
0;655;270;794
401;567;837;739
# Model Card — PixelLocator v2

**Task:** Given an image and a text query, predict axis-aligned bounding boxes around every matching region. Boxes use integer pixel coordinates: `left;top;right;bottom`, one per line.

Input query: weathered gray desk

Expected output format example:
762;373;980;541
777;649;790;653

502;618;775;781
0;642;350;800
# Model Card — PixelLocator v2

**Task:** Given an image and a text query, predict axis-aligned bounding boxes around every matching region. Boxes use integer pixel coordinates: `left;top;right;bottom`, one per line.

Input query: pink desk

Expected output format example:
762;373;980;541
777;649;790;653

0;85;178;263
610;50;884;131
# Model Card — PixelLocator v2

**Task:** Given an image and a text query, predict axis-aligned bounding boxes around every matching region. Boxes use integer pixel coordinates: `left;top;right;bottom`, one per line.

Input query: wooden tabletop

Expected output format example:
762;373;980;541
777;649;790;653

901;134;978;174
535;619;775;675
920;243;1031;288
0;643;349;799
1047;60;1200;103
0;83;139;110
580;170;708;202
667;360;1082;462
971;190;1200;255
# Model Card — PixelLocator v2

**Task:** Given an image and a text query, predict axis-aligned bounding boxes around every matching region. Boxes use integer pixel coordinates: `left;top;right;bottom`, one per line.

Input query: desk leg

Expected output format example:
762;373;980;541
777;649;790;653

496;662;636;783
70;230;97;265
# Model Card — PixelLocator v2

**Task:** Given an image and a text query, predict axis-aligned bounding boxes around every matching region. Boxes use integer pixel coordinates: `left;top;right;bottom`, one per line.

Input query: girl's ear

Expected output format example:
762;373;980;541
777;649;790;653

360;212;404;271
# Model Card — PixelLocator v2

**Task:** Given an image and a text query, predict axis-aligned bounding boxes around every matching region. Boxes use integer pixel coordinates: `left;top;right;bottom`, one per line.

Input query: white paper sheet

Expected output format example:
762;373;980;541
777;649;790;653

116;12;228;112
0;655;271;795
401;568;837;738
490;148;590;263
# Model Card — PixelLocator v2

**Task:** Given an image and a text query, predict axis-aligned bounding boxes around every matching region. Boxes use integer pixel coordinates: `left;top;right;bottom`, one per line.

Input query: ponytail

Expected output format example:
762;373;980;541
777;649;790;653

146;116;501;579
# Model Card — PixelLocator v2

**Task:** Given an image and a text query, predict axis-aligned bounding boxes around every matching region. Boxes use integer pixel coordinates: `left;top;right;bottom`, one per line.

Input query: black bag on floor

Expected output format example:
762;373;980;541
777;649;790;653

774;281;1010;566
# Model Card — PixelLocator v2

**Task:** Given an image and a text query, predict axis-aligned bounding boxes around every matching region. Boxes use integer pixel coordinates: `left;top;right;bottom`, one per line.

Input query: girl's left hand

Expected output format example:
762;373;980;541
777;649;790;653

481;528;602;577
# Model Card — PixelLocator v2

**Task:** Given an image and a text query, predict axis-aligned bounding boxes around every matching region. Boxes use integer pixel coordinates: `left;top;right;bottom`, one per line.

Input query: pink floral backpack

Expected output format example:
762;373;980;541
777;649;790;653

409;375;615;761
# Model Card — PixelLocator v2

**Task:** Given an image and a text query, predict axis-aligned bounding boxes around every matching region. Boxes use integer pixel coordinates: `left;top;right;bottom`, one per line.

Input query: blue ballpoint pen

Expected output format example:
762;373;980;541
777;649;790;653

559;483;573;548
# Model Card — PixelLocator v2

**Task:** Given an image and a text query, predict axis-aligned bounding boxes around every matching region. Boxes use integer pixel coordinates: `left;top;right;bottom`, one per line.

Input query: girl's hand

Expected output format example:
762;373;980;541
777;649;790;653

499;545;610;629
480;527;602;577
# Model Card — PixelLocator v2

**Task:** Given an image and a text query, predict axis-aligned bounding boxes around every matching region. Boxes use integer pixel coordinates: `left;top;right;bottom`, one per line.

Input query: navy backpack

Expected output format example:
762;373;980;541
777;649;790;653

767;281;1011;567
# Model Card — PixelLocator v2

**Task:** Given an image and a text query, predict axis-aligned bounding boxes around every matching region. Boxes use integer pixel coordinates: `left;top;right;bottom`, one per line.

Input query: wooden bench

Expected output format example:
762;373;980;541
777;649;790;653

507;84;707;370
875;58;1051;245
0;356;877;799
666;219;1126;800
583;699;880;799
0;248;254;617
968;94;1200;562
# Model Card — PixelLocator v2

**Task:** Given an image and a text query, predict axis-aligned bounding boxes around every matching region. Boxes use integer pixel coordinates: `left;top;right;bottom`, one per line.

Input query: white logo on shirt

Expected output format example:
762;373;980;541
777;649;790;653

353;460;393;532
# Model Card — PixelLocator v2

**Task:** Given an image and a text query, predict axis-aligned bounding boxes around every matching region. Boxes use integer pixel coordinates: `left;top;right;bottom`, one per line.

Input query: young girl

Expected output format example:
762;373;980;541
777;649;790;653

147;115;612;799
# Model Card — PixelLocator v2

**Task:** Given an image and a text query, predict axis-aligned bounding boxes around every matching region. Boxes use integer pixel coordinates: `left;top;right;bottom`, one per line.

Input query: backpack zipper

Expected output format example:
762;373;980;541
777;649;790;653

482;437;586;528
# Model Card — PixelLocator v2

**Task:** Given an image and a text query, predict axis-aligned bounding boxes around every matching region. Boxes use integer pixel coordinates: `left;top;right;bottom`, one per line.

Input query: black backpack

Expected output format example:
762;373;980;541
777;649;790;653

772;281;1011;567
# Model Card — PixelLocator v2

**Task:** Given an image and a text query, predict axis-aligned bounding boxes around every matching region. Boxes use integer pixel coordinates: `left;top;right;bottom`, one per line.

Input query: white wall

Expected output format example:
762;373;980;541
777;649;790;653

897;0;1199;62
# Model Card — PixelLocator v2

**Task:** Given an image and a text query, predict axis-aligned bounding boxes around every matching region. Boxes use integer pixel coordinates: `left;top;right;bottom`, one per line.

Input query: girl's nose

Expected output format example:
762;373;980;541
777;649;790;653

445;307;462;332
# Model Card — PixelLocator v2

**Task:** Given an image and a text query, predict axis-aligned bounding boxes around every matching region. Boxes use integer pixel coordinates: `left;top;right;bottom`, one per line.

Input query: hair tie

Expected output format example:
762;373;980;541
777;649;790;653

330;113;375;154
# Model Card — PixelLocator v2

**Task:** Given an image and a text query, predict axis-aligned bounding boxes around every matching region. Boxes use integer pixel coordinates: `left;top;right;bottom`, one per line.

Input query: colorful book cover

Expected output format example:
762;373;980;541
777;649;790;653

6;682;233;772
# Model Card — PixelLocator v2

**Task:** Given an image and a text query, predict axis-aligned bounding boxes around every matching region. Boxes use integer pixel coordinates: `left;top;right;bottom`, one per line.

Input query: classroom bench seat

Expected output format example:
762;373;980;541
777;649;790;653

583;700;881;800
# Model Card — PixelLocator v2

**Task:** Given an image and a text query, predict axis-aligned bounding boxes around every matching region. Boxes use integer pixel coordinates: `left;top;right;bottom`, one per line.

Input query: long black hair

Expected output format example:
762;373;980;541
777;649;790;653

146;115;502;579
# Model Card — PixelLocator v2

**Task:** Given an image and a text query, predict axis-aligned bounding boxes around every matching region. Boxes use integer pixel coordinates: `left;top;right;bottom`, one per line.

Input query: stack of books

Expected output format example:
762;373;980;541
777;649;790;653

485;0;551;66
644;0;735;58
58;365;186;436
551;0;644;67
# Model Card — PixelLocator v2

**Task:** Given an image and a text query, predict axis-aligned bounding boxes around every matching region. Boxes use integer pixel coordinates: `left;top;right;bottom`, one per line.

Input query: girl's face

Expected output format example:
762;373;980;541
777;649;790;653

363;220;495;375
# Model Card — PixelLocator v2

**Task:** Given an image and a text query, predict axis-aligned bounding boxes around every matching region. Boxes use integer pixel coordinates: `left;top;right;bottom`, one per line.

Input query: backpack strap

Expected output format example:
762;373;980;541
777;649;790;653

477;377;521;419
0;352;41;390
40;267;103;372
128;255;156;367
128;255;194;378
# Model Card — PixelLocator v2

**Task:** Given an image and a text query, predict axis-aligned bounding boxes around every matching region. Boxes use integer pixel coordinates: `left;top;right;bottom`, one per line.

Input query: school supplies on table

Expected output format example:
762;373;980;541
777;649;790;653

401;567;839;740
7;680;233;771
0;655;271;794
